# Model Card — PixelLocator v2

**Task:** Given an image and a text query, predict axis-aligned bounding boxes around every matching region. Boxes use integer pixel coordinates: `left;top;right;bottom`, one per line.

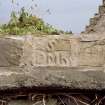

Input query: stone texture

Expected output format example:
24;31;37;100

0;35;105;91
0;38;23;67
84;0;105;34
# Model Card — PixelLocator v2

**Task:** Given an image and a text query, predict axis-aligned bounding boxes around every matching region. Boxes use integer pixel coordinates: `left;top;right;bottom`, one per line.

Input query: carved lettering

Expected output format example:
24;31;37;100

33;51;72;66
47;53;58;65
47;39;58;51
59;53;71;66
34;51;46;65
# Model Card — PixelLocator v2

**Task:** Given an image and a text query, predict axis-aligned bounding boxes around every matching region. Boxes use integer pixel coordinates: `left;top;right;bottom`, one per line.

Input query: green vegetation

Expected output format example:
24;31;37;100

0;8;71;35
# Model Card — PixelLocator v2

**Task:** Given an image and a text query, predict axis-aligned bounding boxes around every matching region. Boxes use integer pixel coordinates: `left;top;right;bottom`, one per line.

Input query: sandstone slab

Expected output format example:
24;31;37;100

0;35;105;90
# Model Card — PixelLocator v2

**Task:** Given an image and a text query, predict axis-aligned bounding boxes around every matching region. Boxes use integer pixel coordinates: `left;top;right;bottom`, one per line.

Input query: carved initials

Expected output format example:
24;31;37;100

34;51;72;66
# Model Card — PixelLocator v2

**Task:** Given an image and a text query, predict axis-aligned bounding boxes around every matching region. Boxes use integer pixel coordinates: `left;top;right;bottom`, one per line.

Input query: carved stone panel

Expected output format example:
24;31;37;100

1;35;105;69
21;35;105;68
22;36;80;67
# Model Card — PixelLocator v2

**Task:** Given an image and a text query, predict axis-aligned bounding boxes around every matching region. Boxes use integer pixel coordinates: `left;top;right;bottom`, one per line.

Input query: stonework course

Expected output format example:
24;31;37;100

84;0;105;34
0;34;105;104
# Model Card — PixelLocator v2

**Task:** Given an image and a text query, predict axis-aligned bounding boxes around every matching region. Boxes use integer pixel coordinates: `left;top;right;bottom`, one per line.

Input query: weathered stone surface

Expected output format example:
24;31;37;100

21;35;80;67
21;35;105;68
84;0;105;34
0;38;23;67
0;35;105;91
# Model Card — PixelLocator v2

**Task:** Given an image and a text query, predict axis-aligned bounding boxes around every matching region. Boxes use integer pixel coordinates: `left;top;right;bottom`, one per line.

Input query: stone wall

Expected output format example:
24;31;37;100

0;35;105;104
0;35;105;90
84;0;105;33
20;35;105;68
